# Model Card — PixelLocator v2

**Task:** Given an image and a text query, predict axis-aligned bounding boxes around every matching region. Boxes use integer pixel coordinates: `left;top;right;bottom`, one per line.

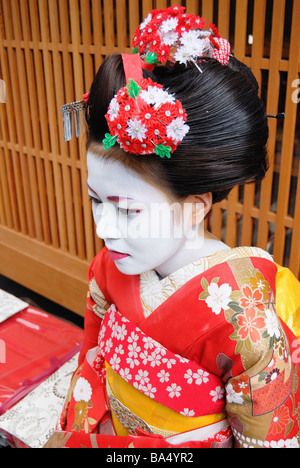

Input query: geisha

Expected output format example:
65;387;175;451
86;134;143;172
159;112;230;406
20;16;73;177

48;6;300;448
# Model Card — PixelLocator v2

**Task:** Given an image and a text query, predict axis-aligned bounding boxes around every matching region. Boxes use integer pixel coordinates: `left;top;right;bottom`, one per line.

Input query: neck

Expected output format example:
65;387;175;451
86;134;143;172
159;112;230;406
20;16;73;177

155;229;228;279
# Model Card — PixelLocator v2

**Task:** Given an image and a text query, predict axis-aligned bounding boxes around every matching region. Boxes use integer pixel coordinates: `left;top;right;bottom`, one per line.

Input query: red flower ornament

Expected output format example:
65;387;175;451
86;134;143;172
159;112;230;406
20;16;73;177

103;77;189;158
132;7;231;68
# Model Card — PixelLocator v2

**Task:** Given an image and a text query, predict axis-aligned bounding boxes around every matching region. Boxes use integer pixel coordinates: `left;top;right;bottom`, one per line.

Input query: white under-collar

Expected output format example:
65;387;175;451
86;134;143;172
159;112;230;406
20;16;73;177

139;246;273;318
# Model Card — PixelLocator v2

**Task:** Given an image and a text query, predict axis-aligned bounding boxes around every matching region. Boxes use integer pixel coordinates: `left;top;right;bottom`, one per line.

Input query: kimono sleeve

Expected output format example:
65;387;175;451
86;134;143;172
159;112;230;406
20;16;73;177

223;294;300;448
78;256;111;367
275;264;300;340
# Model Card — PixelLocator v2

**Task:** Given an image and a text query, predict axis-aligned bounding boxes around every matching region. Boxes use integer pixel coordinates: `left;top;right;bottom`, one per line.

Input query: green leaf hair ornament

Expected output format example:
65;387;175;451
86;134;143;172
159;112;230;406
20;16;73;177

102;133;117;150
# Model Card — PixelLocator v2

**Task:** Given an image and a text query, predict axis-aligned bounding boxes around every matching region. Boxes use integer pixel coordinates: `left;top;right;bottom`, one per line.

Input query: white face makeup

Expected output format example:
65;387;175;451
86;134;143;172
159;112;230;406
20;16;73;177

87;152;212;277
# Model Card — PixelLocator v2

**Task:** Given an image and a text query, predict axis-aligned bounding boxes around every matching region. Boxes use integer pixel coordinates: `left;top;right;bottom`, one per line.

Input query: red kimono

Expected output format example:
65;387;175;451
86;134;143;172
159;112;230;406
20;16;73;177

46;246;300;448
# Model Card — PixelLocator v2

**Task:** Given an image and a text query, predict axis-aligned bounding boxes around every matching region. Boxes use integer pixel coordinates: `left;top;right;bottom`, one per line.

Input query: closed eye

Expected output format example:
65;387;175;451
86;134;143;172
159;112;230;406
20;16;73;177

118;207;142;216
88;195;102;205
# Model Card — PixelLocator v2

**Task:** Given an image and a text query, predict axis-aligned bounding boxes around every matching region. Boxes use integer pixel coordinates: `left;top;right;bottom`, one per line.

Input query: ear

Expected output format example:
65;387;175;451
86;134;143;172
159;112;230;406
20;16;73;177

185;193;212;227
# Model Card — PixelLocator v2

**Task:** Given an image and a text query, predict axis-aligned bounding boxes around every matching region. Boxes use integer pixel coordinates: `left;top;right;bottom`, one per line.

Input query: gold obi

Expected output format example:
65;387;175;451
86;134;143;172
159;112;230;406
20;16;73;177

105;363;226;437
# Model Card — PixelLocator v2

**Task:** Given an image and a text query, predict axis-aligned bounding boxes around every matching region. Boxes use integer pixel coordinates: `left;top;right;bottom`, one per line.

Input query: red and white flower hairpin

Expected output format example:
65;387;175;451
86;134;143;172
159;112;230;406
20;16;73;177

103;58;189;159
102;6;231;158
132;5;231;69
61;6;232;144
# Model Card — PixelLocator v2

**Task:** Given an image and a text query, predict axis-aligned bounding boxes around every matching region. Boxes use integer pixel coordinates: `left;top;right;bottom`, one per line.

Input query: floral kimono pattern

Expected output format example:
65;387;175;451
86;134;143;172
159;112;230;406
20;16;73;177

47;247;300;448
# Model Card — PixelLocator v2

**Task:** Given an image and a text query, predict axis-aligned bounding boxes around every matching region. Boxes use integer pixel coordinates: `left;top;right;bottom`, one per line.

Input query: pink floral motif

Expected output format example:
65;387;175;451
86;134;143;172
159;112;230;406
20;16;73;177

239;285;264;311
236;308;265;343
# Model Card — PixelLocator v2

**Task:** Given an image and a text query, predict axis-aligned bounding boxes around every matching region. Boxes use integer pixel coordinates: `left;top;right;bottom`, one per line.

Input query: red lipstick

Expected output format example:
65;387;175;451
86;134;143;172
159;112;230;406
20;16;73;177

108;250;129;261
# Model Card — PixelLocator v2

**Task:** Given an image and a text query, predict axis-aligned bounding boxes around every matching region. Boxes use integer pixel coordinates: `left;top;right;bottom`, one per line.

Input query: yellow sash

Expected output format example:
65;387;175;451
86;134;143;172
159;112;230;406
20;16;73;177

105;364;225;437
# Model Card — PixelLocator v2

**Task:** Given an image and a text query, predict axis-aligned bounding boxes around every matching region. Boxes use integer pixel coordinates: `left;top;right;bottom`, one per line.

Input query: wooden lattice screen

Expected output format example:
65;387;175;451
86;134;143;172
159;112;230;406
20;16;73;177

0;0;299;316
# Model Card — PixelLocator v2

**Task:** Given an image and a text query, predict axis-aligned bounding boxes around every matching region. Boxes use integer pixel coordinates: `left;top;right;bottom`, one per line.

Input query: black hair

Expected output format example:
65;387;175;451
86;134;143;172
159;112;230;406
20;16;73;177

86;54;268;204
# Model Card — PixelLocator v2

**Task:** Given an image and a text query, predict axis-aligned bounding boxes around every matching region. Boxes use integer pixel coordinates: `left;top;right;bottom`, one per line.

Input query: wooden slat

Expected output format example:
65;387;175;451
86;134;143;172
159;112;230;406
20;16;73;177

233;0;248;58
288;24;300;278
9;0;38;239
20;0;51;244
201;0;214;25
28;0;59;247
116;0;128;50
142;0;153;20
39;0;68;251
49;0;77;256
273;0;300;266
186;0;198;16
81;0;95;90
128;0;140;46
241;0;266;247
0;0;27;234
257;0;286;249
14;0;46;242
103;0;115;53
217;0;230;39
0;25;14;230
289;152;300;277
69;0;93;261
91;0;104;71
156;0;168;10
79;0;100;262
223;0;248;247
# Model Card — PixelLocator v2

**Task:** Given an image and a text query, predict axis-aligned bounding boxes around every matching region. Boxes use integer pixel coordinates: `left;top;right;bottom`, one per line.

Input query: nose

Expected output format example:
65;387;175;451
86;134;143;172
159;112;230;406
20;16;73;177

94;202;120;240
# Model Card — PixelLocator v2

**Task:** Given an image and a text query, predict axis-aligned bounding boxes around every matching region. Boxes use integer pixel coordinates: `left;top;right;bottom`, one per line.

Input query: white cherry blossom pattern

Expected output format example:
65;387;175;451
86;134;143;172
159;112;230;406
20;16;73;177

110;353;121;371
119;368;132;381
141;382;157;399
95;305;225;417
167;383;182;398
104;338;113;354
116;323;127;341
193;369;210;385
210;386;225;403
135;369;150;386
157;369;170;383
181;408;196;417
205;282;232;315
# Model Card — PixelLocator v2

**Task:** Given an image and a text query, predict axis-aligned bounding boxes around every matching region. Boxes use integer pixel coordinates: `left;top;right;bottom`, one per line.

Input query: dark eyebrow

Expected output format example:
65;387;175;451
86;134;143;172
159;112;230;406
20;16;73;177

107;196;134;202
87;184;134;202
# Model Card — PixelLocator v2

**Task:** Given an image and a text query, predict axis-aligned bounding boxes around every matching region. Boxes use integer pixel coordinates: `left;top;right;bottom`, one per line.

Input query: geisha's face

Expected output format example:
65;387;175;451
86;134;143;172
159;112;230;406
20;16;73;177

87;151;208;277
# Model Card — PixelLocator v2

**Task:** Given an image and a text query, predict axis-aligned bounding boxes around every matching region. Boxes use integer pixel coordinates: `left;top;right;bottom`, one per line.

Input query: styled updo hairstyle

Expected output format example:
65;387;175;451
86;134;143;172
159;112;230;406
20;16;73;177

86;54;268;204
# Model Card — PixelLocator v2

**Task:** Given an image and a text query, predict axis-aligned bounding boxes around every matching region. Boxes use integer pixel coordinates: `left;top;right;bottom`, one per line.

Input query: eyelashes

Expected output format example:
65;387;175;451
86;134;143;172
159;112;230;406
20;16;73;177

88;195;102;205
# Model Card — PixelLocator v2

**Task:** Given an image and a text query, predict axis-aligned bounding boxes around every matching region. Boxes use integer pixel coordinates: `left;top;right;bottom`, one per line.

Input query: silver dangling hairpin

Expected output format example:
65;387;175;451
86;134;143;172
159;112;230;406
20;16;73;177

61;100;87;142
